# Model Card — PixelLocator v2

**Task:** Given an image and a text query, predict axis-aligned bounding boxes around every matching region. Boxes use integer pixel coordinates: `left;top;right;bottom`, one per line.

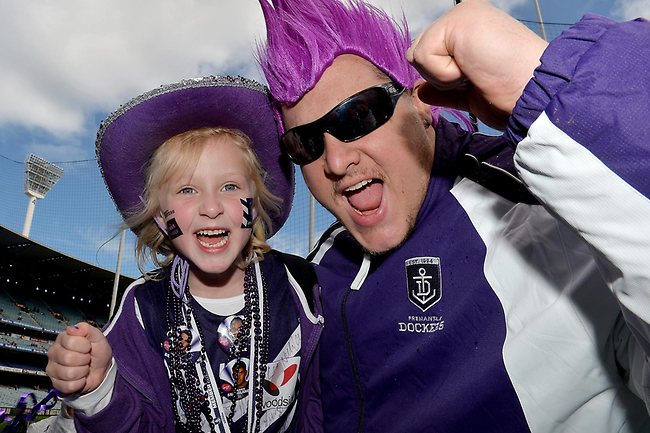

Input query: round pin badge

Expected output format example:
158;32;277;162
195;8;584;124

217;315;245;354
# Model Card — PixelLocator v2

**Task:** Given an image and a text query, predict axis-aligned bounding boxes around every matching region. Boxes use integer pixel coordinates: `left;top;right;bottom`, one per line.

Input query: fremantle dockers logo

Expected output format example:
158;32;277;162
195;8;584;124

405;257;442;312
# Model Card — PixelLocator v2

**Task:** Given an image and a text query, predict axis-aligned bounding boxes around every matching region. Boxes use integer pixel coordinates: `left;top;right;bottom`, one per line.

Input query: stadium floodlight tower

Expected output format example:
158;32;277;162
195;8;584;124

22;153;64;238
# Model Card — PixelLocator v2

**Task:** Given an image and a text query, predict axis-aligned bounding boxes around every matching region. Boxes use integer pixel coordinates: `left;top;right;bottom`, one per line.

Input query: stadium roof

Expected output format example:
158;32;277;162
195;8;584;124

0;224;134;310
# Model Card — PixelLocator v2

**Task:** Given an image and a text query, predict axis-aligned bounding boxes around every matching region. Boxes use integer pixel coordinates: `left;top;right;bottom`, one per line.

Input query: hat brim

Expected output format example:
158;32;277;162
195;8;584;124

96;76;294;237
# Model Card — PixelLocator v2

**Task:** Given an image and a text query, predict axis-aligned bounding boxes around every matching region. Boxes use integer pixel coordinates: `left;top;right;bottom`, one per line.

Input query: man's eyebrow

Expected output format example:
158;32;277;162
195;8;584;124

374;69;390;80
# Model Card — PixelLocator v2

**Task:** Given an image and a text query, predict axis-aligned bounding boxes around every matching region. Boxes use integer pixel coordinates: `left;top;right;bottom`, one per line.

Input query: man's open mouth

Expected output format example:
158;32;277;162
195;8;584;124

344;179;383;215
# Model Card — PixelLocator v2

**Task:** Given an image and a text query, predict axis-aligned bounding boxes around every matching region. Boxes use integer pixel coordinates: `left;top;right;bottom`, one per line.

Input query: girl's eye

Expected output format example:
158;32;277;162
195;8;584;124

179;186;195;194
223;183;239;192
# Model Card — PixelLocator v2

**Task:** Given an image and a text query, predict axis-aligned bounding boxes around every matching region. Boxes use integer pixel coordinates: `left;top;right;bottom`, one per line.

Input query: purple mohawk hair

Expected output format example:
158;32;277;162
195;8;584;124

257;0;418;105
256;0;472;131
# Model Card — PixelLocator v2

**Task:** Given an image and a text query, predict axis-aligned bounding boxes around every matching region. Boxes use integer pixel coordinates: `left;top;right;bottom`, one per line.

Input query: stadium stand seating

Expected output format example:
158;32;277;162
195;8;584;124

0;225;133;423
0;384;51;409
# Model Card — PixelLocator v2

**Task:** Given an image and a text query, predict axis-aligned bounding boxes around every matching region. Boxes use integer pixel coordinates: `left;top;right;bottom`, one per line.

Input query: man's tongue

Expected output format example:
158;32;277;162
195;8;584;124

346;181;382;213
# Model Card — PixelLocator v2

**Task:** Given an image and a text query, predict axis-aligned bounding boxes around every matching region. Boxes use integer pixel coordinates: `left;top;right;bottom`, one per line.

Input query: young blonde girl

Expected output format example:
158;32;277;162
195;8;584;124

46;76;323;433
130;126;280;273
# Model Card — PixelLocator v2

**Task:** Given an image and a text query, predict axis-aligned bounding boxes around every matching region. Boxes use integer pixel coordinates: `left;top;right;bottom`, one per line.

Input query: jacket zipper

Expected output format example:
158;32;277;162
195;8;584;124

341;288;364;433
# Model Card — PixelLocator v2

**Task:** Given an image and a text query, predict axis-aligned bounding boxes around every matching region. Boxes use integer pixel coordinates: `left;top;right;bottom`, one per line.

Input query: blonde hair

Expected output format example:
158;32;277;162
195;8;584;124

125;127;282;276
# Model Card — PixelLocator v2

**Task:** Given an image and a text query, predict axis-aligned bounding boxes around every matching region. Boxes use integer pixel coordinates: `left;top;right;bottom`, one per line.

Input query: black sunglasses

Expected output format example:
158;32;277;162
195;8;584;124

281;82;406;165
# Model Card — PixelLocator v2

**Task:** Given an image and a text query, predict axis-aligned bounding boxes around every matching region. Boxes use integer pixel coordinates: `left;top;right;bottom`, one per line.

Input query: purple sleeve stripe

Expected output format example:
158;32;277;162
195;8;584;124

510;15;650;198
507;14;615;146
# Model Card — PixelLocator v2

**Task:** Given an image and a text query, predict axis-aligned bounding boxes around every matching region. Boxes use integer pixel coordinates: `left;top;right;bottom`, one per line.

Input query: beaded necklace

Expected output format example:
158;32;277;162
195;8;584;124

164;255;269;433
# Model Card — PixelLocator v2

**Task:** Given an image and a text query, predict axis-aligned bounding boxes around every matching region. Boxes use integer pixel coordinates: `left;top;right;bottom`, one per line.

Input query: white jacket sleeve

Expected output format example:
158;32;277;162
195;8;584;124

508;14;650;410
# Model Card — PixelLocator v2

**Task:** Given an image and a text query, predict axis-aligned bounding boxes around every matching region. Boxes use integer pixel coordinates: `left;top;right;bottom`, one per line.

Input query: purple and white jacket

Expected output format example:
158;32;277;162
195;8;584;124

309;15;650;433
70;251;324;433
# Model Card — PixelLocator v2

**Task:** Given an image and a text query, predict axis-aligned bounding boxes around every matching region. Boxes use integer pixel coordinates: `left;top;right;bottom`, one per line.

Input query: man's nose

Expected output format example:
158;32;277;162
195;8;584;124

322;134;360;177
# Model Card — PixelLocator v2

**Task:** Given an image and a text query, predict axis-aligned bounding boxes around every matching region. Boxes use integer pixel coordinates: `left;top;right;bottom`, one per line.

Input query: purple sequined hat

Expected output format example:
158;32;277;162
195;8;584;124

96;75;294;237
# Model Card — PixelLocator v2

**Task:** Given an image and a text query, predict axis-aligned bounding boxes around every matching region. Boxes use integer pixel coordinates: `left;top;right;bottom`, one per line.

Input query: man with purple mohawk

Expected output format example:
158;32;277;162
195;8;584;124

258;0;650;432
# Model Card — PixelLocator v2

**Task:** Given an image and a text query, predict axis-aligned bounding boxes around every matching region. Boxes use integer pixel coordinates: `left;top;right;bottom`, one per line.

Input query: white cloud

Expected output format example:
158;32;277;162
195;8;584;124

370;0;528;36
28;140;87;162
613;0;650;19
490;0;529;13
369;0;451;35
0;0;266;136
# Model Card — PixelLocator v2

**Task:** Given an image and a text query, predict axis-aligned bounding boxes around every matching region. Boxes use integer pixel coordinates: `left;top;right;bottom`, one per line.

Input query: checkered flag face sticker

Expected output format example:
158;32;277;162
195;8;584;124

405;257;442;312
240;198;254;229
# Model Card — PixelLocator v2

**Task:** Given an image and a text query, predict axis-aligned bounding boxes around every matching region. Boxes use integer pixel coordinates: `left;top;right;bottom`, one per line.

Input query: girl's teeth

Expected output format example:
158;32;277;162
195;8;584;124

196;229;228;248
197;229;226;236
198;234;228;248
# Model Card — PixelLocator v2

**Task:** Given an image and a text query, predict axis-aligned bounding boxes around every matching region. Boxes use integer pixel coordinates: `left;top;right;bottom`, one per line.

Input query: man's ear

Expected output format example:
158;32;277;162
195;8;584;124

411;79;434;128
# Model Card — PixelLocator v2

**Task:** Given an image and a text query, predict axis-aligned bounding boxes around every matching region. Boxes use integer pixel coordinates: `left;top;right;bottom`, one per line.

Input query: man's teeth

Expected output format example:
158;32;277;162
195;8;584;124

345;179;372;193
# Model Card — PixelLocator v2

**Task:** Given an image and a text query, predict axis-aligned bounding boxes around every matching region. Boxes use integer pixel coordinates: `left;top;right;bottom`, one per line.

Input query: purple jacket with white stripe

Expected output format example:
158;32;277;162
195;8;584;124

309;15;650;433
71;251;324;433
